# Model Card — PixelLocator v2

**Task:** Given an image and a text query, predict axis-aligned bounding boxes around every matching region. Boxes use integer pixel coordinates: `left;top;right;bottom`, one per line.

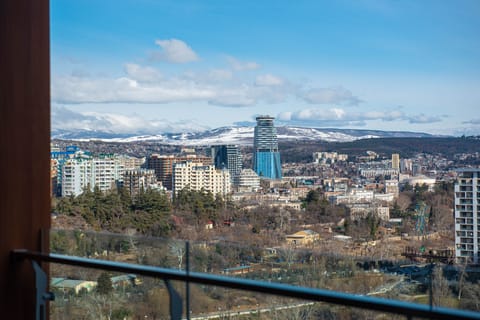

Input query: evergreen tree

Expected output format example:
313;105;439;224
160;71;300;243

96;272;113;295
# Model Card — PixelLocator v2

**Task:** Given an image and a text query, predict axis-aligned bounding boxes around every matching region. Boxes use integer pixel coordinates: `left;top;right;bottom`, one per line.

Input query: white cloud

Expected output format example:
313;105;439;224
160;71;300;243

255;74;284;86
277;107;443;127
52;64;290;108
151;39;199;63
463;118;480;125
51;105;209;134
208;69;233;81
52;74;216;104
124;63;161;82
302;86;362;106
408;113;443;124
226;56;260;71
208;95;256;107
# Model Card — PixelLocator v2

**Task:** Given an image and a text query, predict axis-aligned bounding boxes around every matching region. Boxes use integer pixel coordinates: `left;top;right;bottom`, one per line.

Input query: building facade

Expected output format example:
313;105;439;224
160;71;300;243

253;115;282;179
123;169;158;197
147;154;212;190
173;161;231;197
234;169;261;192
210;145;242;181
61;157;124;196
391;153;400;170
455;169;480;264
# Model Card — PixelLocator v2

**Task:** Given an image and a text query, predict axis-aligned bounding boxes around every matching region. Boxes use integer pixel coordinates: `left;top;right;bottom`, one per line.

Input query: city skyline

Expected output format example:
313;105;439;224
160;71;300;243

51;1;480;136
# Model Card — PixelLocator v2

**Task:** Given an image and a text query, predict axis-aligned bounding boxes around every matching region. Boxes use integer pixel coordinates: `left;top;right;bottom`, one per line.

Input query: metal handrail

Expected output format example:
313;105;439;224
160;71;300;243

12;249;480;320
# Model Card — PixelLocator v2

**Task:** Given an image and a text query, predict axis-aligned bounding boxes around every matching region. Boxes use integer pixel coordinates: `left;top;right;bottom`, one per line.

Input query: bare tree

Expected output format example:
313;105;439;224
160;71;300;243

431;265;451;307
169;240;186;269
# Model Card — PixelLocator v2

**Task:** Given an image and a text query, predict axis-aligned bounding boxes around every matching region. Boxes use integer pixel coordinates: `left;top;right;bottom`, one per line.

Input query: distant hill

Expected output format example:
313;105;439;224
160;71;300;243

280;137;480;163
51;125;436;145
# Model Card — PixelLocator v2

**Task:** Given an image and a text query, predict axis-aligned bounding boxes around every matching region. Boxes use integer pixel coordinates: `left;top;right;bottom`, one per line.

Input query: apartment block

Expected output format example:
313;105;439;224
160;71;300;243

455;168;480;264
147;154;212;190
61;157;124;196
123;169;159;197
173;161;231;197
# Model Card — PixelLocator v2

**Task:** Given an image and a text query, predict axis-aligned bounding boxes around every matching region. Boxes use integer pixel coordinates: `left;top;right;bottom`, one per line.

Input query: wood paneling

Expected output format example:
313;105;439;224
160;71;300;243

0;0;51;318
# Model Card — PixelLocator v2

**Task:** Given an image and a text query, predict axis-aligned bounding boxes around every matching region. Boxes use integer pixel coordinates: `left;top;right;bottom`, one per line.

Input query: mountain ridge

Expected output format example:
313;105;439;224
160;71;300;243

51;126;439;145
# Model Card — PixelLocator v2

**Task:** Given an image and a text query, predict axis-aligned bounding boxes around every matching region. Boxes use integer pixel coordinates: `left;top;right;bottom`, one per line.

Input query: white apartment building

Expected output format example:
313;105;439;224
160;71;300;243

61;159;90;196
173;161;231;197
313;151;348;163
234;169;261;192
61;157;124;196
455;169;480;264
334;189;395;205
360;168;399;178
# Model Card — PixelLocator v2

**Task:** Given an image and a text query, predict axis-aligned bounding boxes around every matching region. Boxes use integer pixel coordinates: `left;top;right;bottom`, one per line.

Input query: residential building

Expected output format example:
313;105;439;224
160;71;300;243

234;169;261;192
123;169;159;197
400;158;413;174
147;154;212;190
385;180;399;197
253;115;282;179
117;155;145;170
173;161;231;197
391;153;400;170
454;168;479;264
61;157;124;196
286;230;320;246
313;151;348;164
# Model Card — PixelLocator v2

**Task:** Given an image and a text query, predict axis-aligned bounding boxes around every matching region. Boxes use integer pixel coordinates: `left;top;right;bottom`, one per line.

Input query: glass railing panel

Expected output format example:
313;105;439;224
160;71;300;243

48;229;480;317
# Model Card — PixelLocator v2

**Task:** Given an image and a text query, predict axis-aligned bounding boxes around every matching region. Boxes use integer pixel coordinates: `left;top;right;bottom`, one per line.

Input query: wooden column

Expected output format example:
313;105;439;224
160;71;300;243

0;0;51;318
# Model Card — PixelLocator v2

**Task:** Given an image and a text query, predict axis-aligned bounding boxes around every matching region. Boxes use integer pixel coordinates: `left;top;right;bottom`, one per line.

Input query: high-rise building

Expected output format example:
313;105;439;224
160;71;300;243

400;158;413;174
391;153;400;170
210;145;242;181
61;156;124;197
454;168;479;264
123;169;158;197
253;115;282;179
147;154;212;190
172;161;231;197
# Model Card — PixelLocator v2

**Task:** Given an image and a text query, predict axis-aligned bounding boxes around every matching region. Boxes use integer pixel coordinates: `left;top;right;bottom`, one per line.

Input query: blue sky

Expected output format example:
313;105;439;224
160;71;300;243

51;0;480;136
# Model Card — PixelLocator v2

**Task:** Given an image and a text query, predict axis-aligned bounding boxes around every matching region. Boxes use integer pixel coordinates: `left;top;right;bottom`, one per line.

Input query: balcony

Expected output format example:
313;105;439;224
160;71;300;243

12;231;480;320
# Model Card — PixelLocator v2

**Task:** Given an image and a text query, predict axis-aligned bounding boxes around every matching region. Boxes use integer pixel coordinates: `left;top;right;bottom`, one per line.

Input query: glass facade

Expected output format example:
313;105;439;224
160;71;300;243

210;145;242;181
253;115;282;179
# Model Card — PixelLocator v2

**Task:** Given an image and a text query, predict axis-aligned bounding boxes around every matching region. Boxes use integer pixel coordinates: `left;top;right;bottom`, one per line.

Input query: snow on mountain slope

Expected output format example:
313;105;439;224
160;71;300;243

51;126;435;145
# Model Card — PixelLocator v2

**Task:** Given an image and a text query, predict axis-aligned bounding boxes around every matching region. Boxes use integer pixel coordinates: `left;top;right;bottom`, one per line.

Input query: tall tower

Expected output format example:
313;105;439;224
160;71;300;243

253;115;282;179
391;153;400;170
210;145;242;181
455;168;479;264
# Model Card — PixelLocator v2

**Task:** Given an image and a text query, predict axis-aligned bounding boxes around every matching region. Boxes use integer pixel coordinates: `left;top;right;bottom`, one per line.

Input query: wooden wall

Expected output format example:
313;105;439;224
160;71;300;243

0;0;51;318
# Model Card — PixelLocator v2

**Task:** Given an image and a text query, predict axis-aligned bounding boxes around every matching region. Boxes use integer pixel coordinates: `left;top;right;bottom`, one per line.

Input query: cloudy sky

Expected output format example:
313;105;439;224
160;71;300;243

51;0;480;136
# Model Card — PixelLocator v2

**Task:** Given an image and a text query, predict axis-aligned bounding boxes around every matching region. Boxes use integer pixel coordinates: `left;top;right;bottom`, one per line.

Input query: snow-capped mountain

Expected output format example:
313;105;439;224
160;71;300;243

51;126;435;145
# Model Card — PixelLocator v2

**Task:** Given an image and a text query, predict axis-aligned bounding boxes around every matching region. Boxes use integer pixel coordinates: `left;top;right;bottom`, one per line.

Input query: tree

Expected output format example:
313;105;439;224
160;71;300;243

97;272;113;295
169;240;186;270
431;265;451;307
459;281;480;311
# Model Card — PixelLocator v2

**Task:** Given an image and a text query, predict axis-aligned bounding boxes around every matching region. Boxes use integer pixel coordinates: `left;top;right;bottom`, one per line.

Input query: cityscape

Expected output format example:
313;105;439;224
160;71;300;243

48;114;480;318
3;1;480;319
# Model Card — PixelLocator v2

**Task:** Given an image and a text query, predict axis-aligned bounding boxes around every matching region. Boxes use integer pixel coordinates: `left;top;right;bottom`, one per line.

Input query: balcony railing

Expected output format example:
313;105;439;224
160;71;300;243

12;249;480;320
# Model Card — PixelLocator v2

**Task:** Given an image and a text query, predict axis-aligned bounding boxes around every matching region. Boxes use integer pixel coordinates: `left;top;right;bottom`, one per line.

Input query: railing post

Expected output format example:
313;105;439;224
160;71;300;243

32;261;54;320
186;241;191;320
164;279;182;320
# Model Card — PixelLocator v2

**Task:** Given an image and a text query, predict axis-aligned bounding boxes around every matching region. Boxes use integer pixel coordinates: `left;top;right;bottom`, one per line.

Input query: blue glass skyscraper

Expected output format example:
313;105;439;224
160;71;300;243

253;115;282;179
